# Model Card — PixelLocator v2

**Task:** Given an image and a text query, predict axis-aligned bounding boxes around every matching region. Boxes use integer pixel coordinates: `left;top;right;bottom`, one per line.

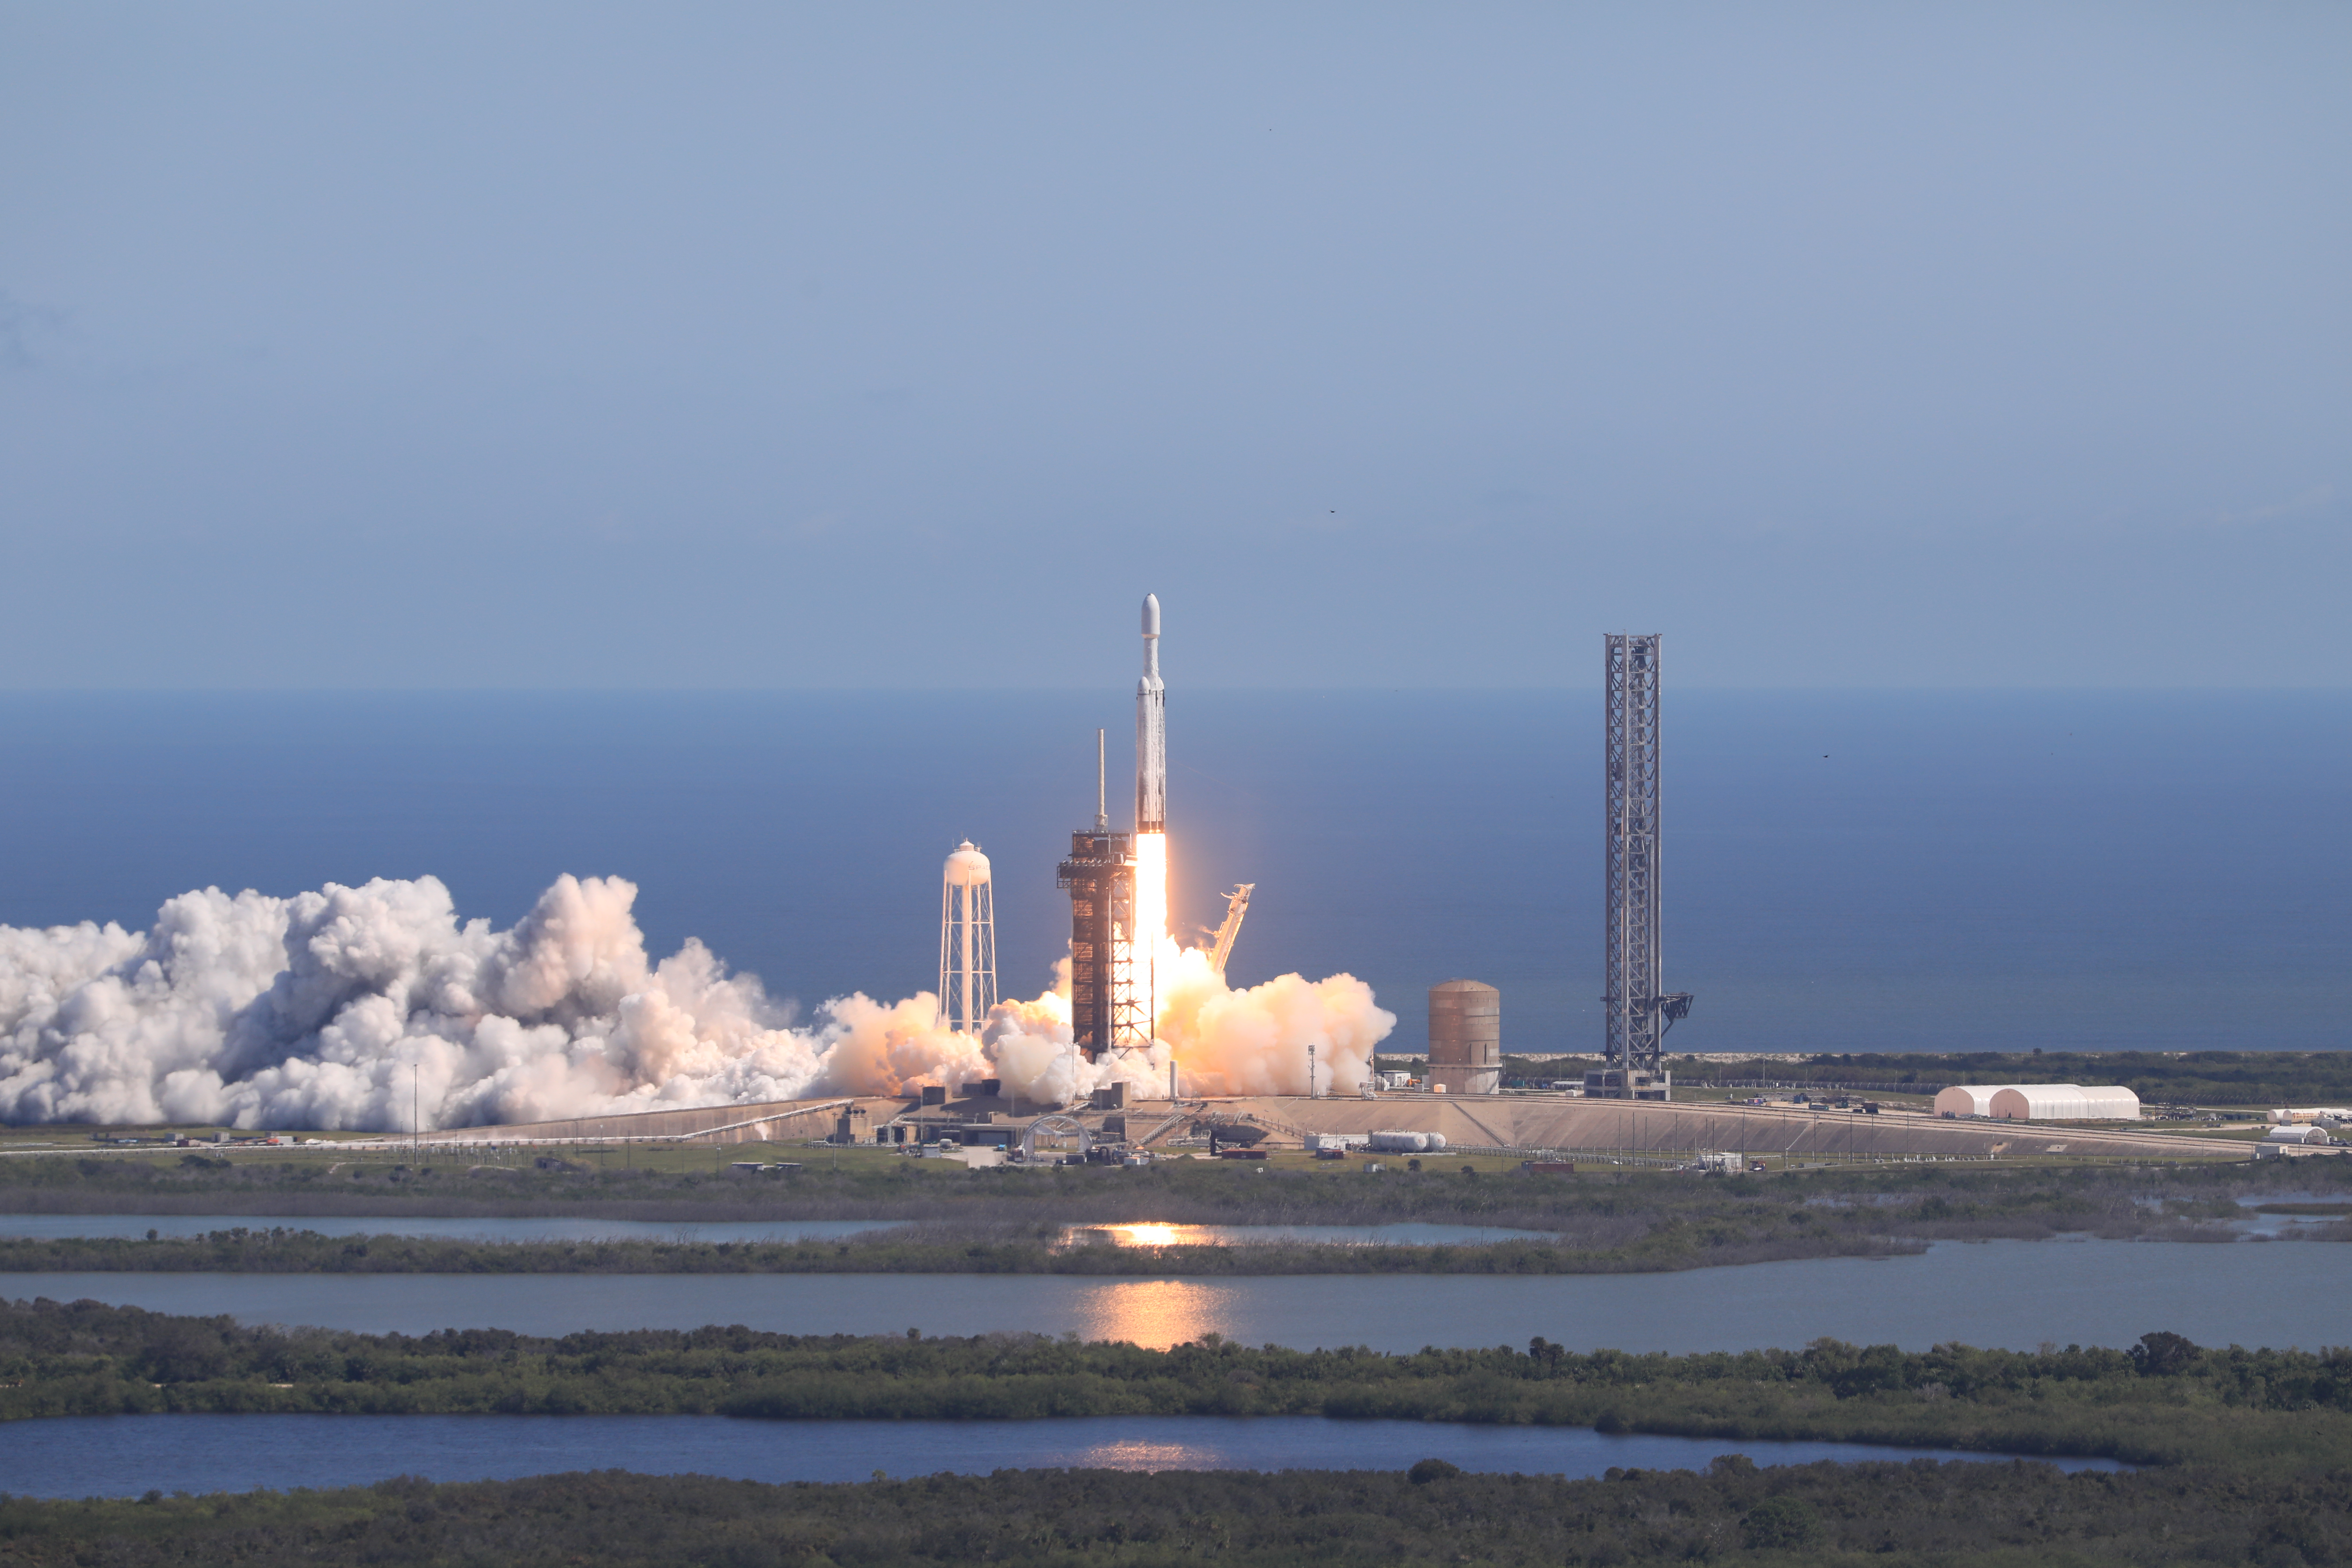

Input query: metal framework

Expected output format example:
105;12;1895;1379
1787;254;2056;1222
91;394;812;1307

1059;731;1146;1060
1018;1113;1093;1161
1206;883;1254;975
1059;825;1135;1062
1603;634;1690;1087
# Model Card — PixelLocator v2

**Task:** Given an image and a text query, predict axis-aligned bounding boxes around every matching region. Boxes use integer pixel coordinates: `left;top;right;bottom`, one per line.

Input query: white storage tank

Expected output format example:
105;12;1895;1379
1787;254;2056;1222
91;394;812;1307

1365;1130;1450;1154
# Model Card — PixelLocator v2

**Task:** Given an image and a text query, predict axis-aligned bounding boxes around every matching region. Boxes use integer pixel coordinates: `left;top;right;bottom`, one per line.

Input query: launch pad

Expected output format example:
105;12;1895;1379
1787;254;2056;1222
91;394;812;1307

375;1086;2239;1167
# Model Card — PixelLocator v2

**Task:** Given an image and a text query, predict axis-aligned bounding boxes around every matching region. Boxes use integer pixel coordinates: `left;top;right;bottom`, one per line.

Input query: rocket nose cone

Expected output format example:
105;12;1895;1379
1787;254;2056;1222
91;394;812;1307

1141;594;1160;636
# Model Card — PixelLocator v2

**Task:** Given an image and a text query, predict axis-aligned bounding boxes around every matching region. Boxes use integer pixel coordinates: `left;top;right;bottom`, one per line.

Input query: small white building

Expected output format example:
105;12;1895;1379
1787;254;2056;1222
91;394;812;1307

2263;1124;2334;1146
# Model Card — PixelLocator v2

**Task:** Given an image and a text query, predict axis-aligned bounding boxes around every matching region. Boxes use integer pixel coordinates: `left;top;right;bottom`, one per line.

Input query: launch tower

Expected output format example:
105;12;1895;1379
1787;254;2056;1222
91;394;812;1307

1058;729;1143;1060
1593;634;1691;1100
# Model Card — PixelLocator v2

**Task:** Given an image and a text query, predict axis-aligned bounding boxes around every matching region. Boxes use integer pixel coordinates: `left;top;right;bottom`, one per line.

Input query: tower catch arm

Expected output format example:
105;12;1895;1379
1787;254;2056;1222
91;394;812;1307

1207;883;1255;975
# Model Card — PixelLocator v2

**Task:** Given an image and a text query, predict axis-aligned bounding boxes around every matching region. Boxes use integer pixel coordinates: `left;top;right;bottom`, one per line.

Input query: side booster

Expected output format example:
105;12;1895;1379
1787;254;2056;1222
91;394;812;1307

1136;593;1166;834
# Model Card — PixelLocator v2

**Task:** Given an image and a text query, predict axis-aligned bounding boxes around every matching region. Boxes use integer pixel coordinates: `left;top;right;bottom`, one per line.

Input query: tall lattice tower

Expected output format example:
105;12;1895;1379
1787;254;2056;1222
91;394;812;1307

1594;634;1691;1099
939;841;997;1035
1058;730;1139;1060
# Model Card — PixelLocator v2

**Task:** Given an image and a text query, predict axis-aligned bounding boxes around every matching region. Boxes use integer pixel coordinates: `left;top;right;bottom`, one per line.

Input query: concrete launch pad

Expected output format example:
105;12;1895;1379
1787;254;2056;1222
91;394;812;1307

393;1088;2242;1163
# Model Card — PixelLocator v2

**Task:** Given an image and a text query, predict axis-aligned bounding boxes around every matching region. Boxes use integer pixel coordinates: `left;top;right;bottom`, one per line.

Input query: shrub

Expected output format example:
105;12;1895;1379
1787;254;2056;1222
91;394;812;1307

2131;1331;2202;1377
1742;1495;1822;1550
1406;1458;1461;1485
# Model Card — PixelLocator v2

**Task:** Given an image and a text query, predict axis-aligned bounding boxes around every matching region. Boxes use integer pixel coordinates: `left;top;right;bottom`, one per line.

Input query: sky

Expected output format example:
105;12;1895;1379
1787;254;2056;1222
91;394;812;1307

1;2;2346;690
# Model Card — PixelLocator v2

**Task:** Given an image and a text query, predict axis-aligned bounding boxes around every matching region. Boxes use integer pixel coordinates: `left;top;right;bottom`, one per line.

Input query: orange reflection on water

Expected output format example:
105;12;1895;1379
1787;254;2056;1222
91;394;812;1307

1071;1437;1222;1470
1070;1279;1240;1349
1063;1223;1226;1248
1111;1224;1183;1246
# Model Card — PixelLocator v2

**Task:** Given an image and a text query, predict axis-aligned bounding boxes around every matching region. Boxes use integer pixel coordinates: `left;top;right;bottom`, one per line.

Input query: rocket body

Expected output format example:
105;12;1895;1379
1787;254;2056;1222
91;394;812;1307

1136;594;1166;834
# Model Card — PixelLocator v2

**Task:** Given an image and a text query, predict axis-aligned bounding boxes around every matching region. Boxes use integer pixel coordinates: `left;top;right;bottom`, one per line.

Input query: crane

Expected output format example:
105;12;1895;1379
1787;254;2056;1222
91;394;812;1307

1207;883;1254;976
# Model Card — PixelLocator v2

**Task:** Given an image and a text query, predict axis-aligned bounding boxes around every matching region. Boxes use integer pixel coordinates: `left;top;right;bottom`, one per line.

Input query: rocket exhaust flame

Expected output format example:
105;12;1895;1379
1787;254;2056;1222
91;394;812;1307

1132;593;1170;1053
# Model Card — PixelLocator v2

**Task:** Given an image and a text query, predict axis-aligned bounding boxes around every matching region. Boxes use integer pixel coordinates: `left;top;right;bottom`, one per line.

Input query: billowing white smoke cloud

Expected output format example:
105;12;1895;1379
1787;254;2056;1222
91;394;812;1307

0;875;1393;1130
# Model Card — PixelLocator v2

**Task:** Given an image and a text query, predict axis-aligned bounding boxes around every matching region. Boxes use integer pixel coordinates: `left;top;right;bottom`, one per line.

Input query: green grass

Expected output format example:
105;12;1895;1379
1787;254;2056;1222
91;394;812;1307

2;1148;2345;1274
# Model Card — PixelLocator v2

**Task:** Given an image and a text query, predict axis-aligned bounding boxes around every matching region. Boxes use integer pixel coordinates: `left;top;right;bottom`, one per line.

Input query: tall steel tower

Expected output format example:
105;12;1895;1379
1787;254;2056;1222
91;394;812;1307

1059;730;1139;1060
938;841;997;1035
1596;634;1691;1099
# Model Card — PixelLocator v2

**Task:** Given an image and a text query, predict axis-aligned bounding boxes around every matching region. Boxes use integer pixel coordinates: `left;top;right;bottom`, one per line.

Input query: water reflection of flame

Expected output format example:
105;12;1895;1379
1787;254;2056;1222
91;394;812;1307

1114;1224;1182;1246
1071;1280;1239;1349
1071;1437;1222;1469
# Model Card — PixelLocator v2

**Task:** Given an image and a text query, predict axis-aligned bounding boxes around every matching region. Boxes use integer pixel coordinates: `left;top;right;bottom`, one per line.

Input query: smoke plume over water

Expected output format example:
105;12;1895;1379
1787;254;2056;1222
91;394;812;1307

0;874;1393;1130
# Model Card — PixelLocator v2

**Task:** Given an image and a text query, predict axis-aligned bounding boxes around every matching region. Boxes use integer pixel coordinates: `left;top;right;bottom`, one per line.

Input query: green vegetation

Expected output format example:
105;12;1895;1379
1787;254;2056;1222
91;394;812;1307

4;1301;2350;1561
0;1222;1927;1274
1;1154;2345;1274
5;1298;2350;1473
6;1462;2352;1567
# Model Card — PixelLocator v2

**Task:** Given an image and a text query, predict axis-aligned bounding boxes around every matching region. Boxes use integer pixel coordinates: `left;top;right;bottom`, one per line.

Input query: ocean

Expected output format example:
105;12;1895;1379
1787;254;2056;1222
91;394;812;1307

0;689;2342;1057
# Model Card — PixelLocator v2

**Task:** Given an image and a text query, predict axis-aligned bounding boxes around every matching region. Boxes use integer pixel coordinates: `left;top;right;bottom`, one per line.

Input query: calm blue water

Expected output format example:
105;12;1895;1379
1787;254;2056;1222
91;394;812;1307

8;1237;2346;1352
0;1415;2128;1498
0;690;2344;1054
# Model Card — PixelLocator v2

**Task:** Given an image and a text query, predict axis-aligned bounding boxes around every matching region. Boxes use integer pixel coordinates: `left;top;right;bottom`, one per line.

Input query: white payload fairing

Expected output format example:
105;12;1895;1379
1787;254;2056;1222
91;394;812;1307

1136;593;1166;833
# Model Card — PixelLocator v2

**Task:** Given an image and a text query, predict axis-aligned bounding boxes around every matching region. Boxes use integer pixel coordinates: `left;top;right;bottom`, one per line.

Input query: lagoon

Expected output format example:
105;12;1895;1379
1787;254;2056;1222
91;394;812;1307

0;1414;2128;1498
7;1238;2344;1352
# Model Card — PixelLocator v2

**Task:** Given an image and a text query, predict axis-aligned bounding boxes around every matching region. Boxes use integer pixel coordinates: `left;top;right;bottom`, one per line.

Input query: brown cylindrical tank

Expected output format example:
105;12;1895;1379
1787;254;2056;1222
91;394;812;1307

1427;980;1500;1094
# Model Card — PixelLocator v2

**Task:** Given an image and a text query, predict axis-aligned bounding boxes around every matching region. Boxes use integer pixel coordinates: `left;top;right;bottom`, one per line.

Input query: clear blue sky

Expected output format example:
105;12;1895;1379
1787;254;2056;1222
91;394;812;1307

2;3;2345;689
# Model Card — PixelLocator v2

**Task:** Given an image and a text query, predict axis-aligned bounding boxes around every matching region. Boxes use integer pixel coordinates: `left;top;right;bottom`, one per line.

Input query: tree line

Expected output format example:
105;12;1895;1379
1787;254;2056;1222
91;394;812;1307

0;1458;2346;1564
4;1297;2349;1471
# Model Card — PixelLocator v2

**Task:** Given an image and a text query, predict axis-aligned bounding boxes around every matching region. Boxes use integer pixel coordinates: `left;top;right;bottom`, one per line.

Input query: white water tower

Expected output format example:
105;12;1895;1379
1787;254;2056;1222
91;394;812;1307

939;841;997;1035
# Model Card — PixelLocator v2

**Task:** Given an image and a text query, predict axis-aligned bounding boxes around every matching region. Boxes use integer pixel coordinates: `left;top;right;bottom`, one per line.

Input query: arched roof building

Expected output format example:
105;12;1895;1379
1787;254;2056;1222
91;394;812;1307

1933;1085;2005;1117
1987;1084;2140;1121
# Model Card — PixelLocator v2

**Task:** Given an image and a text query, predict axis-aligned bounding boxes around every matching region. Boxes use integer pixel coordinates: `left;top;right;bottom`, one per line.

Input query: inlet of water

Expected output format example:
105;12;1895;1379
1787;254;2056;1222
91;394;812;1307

6;1238;2344;1352
0;1413;2129;1499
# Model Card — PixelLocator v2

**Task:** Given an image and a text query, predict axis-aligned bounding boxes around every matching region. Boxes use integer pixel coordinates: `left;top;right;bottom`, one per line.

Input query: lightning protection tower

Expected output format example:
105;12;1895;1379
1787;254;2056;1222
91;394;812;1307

939;841;998;1035
1594;634;1692;1100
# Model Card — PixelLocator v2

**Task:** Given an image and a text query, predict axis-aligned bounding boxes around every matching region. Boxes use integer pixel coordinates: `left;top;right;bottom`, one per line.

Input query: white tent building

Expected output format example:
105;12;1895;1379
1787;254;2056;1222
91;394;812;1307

1933;1085;2007;1118
1986;1084;2141;1121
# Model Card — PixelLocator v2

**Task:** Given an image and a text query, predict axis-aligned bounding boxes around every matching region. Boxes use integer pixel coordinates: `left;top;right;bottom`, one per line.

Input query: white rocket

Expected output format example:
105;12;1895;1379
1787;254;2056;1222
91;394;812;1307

1136;593;1166;834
